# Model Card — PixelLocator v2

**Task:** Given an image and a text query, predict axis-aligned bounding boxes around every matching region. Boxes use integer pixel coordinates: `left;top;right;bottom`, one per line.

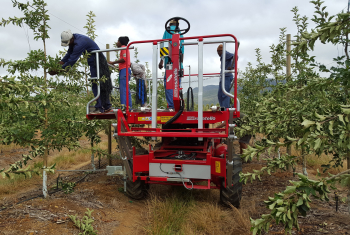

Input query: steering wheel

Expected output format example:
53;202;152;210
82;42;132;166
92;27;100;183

165;17;190;35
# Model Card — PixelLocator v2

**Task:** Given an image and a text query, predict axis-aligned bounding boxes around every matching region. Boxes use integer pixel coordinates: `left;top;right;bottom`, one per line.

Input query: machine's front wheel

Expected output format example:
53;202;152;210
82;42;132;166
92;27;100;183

126;178;149;200
125;160;149;200
220;156;242;208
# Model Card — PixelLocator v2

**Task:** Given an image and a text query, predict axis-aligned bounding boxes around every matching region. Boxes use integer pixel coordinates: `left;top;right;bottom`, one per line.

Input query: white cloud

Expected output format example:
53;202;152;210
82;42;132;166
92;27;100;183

0;0;348;90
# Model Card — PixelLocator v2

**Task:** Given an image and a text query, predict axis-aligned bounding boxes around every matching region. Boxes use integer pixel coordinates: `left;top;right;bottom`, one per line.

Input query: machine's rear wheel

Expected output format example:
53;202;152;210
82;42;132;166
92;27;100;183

125;160;149;200
220;156;242;208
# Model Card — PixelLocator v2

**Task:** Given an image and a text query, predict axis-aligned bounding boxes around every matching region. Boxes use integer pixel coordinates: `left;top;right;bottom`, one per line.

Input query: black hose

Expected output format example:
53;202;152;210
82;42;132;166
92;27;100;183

164;92;184;129
186;87;194;111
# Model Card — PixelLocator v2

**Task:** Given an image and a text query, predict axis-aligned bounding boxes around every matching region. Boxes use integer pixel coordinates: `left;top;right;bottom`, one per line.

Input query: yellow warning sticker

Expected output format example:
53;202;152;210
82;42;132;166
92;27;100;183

160;116;172;122
160;47;169;57
138;116;151;121
215;161;221;173
137;116;173;122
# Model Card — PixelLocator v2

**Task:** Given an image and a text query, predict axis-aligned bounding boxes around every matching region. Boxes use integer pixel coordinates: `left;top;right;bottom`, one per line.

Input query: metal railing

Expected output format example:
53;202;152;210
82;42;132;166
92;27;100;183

86;46;134;115
124;35;238;136
178;38;238;134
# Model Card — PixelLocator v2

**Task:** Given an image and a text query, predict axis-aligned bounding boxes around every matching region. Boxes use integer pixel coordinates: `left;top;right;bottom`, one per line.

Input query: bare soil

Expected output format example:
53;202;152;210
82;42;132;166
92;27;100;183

0;141;349;235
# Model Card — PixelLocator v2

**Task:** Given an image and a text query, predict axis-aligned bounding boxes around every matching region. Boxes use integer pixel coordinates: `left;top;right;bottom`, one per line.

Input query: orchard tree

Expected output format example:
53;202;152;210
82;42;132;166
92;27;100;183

234;1;350;234
0;1;103;197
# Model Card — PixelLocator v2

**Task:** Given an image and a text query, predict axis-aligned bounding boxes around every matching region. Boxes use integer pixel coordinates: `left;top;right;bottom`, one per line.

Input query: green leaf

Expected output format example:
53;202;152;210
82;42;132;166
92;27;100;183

287;209;292;220
314;138;322;150
277;199;283;205
329;121;334;135
284;186;296;194
338;115;345;125
315;112;326;121
296;197;303;206
301;119;315;128
341;108;350;115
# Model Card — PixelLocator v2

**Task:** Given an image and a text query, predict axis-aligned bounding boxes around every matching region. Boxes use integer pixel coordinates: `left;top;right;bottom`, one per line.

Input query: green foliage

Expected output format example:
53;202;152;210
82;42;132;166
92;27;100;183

58;181;76;194
0;2;105;178
235;1;350;234
84;11;97;41
0;0;50;41
251;173;331;235
0;145;56;179
69;208;98;235
240;154;298;184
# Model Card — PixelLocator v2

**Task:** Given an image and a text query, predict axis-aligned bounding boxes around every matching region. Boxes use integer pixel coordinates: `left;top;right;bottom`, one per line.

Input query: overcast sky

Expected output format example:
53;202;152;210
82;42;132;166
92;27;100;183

0;0;348;90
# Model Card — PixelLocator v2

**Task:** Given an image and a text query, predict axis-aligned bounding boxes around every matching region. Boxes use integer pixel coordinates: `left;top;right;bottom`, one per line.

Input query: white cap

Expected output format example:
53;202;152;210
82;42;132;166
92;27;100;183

61;30;73;47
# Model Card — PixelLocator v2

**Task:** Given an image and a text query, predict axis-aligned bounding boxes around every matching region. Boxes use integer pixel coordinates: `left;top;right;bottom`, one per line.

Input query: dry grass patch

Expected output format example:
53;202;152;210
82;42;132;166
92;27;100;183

51;148;91;170
305;153;346;174
289;146;346;175
145;192;195;235
0;173;42;197
0;144;105;198
0;143;23;152
144;187;253;235
182;203;251;235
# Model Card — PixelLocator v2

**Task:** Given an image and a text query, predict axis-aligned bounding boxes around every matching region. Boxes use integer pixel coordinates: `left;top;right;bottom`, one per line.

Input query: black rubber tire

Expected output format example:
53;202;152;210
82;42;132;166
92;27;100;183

126;178;149;200
220;156;243;208
125;159;149;200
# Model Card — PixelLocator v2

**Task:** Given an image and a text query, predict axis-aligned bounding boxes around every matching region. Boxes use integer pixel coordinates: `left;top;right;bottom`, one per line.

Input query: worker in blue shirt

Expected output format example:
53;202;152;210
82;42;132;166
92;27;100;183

49;30;112;113
217;44;236;108
158;20;184;111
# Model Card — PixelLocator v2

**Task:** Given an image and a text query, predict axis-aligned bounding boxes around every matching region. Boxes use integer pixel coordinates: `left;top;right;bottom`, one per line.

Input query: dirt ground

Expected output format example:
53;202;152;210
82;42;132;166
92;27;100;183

0;141;349;235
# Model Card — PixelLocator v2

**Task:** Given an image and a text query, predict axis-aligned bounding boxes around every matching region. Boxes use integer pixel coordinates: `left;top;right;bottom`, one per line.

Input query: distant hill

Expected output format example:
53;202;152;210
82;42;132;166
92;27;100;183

182;79;284;107
183;85;222;107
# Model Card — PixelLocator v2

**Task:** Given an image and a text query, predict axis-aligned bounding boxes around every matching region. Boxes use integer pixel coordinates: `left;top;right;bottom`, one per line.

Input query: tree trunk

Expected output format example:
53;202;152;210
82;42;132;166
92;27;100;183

91;140;96;170
302;154;308;176
42;15;49;198
85;67;89;96
43;170;48;198
347;189;350;215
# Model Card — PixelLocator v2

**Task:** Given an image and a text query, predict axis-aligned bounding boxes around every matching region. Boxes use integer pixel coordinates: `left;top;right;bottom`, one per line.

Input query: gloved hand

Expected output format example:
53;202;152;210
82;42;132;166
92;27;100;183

48;70;58;75
49;61;64;75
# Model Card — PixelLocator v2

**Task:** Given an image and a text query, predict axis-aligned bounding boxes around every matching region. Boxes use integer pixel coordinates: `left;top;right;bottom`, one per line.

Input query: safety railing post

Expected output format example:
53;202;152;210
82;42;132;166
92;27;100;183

198;39;204;141
221;42;226;104
151;42;158;140
148;80;151;106
188;65;191;88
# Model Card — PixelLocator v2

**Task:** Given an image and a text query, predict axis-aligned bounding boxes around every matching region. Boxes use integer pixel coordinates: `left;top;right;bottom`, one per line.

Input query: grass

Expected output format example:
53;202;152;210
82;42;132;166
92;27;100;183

0;143;21;152
0;147;92;198
288;146;347;175
144;187;252;235
51;148;91;170
305;153;347;174
0;173;42;196
0;133;118;198
145;189;195;235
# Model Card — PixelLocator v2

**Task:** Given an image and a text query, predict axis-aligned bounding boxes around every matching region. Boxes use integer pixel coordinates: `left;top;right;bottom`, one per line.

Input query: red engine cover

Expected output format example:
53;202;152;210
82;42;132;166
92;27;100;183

214;143;227;157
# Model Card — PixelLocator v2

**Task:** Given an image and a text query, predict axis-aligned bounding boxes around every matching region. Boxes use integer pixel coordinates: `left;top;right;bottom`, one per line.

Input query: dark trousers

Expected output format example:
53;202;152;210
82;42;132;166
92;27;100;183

90;65;111;112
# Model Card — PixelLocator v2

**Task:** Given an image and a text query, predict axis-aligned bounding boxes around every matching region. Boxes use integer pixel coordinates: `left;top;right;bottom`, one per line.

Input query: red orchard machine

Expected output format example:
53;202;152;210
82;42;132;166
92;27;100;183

86;17;242;207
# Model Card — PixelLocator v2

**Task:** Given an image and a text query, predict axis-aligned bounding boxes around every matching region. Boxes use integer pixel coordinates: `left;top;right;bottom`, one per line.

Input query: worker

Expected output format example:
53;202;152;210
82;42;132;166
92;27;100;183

216;44;251;156
158;19;184;111
131;63;147;107
108;36;132;109
235;113;252;155
216;113;252;156
217;44;236;108
49;30;112;113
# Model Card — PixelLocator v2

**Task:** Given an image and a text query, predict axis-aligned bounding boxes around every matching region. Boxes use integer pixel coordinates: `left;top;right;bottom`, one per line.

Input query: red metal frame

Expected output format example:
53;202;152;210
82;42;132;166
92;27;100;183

86;33;240;190
125;33;239;114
